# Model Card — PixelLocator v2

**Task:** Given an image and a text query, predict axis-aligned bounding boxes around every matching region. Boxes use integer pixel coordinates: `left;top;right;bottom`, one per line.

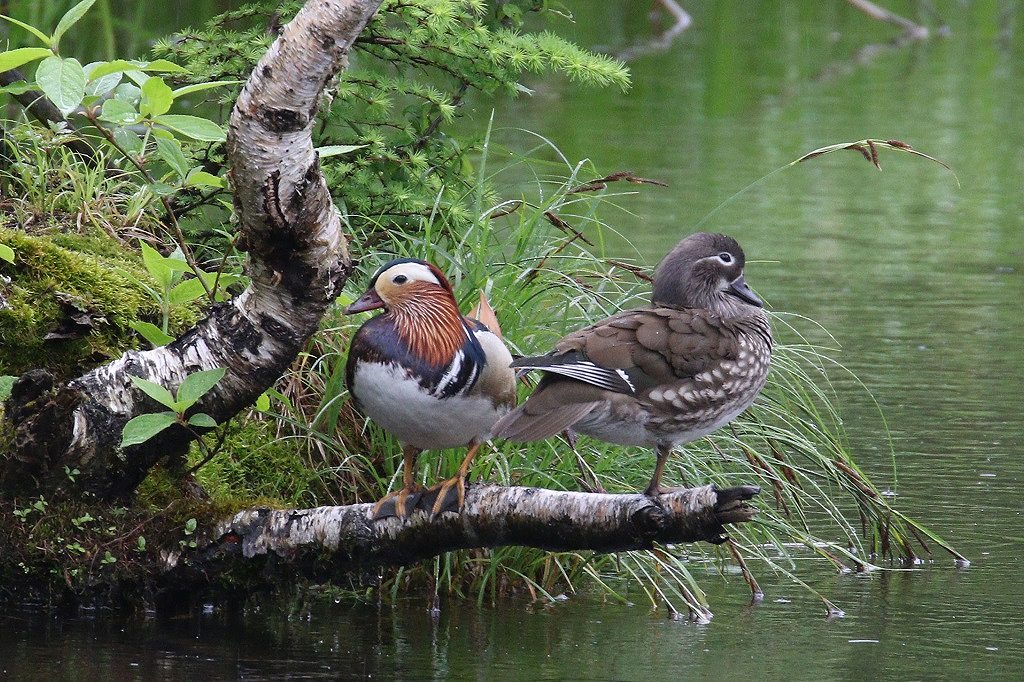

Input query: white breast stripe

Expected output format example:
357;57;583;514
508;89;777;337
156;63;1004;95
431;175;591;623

434;350;464;396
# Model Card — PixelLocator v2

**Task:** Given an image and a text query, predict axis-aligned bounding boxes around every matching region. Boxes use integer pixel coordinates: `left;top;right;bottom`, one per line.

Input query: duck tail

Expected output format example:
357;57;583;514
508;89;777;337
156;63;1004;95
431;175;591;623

491;400;599;443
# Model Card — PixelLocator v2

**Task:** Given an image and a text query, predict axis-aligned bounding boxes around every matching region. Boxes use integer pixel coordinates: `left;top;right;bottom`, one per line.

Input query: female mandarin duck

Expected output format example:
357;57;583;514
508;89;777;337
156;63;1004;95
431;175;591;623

493;232;772;498
345;258;516;520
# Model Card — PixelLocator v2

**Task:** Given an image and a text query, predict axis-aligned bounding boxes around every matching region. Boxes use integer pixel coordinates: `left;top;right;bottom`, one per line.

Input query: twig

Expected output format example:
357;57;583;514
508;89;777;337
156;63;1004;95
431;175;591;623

616;0;692;62
82;106;214;300
411;80;469;153
845;0;929;38
726;538;763;602
569;171;668;195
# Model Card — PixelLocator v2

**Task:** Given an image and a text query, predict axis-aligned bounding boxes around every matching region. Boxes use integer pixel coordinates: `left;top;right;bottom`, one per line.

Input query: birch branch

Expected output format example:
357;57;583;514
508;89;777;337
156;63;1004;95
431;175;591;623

2;0;384;500
161;484;760;587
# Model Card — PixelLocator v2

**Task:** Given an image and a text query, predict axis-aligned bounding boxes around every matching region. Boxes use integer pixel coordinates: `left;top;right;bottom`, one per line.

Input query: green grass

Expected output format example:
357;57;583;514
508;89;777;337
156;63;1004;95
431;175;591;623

213;130;962;619
0;105;960;615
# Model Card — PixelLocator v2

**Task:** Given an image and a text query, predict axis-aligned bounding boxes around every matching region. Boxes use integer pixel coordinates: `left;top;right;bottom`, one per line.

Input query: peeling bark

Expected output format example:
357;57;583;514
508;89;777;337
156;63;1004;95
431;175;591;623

1;0;384;500
161;484;759;590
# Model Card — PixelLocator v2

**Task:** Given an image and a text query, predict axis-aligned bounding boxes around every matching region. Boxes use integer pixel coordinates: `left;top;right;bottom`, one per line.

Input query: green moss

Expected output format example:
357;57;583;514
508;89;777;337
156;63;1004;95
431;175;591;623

191;418;329;509
0;222;200;377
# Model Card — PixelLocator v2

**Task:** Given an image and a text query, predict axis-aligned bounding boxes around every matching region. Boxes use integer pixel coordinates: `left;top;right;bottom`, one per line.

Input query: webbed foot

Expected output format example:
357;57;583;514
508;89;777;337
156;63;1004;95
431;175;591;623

369;484;425;521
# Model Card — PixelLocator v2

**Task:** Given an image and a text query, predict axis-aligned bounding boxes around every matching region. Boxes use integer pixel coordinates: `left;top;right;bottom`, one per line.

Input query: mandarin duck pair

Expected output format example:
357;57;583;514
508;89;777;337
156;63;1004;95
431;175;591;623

344;233;772;520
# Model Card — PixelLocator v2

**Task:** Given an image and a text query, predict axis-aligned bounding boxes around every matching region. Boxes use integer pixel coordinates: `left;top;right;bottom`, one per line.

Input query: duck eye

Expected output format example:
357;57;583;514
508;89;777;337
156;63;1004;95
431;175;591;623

392;274;408;284
717;252;733;264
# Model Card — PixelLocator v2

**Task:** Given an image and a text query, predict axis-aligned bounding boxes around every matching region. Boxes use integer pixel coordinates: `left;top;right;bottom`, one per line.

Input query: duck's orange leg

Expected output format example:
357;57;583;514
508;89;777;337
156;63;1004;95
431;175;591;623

423;439;482;520
370;445;425;520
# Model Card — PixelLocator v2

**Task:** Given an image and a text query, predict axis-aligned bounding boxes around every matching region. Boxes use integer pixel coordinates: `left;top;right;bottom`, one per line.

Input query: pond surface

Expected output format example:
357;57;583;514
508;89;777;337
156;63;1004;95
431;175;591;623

2;2;1023;679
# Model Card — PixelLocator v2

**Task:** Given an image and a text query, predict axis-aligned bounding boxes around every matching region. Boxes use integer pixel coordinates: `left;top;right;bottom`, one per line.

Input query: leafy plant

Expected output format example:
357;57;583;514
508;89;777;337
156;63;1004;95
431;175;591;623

180;517;198;549
120;367;225;447
130;241;240;346
0;0;238;304
0;375;15;401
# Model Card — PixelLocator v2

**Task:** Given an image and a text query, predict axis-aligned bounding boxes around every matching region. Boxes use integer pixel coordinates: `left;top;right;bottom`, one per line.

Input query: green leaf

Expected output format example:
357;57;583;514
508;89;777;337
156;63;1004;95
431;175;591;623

265;388;294;415
0;81;32;95
98;97;137;125
0;375;16;401
120;412;177;447
52;0;97;51
176;368;226;410
168;277;207;305
0;243;14;263
139;76;173;118
154;114;225;142
86;58;187;81
112;81;140;103
129;375;177;410
35;56;86;116
171;80;242;98
210;273;244;301
185;170;224;189
0;15;52;46
164;248;192;273
254;391;271;412
154;136;189;180
316;144;367;159
83;61;121;96
145;182;177;197
0;47;52;72
143;59;188;74
139;241;172;287
85;59;138;81
128;321;173;347
187;413;217;428
111;126;144;156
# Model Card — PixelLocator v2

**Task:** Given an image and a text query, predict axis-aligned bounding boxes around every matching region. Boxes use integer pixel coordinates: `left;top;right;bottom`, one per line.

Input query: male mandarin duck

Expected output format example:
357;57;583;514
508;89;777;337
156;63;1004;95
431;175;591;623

492;232;772;497
344;258;516;520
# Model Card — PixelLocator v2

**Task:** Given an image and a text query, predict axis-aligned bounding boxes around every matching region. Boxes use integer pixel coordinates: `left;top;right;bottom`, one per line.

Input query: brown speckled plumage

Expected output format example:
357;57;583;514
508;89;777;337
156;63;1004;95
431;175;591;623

493;232;772;496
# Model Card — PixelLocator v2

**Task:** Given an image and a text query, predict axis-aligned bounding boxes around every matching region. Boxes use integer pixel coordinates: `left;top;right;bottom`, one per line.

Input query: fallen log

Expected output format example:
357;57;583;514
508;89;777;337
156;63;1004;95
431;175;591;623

161;484;759;590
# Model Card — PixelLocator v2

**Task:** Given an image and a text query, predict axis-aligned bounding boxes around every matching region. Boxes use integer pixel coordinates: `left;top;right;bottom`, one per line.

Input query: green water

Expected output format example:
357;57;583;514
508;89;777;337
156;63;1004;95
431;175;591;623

3;2;1023;679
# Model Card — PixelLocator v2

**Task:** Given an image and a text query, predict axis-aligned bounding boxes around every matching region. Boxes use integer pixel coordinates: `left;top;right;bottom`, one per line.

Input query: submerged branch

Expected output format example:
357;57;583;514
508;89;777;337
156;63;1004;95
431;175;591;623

616;0;692;63
163;484;759;587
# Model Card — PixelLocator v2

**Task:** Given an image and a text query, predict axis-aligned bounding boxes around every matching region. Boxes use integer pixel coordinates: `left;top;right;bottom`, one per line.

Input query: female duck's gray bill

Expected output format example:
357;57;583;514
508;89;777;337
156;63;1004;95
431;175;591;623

344;288;386;314
727;275;763;307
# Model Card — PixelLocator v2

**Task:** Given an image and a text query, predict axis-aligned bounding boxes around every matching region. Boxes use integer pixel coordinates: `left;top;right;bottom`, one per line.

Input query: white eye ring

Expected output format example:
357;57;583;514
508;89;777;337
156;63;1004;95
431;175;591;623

392;274;408;284
717;252;733;264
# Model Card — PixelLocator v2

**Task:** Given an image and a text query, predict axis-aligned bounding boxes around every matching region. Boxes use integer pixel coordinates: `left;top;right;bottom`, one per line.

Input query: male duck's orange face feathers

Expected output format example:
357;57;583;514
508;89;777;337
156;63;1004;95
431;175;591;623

344;258;471;369
345;258;455;314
